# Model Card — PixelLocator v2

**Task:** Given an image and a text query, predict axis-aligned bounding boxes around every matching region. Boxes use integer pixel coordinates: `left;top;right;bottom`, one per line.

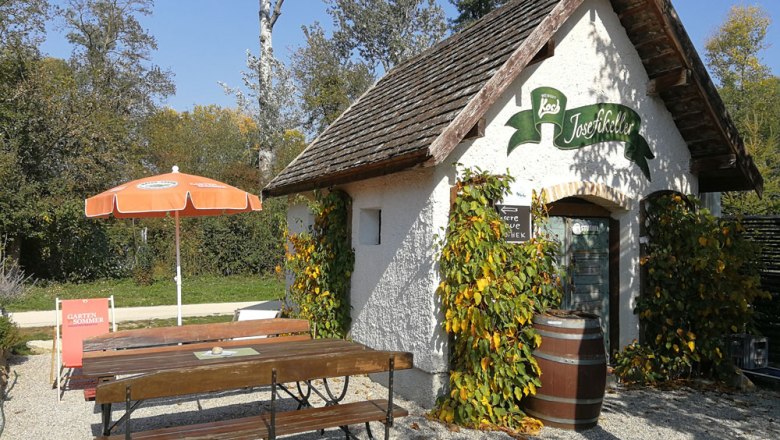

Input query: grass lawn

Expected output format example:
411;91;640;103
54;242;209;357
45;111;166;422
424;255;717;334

7;274;285;312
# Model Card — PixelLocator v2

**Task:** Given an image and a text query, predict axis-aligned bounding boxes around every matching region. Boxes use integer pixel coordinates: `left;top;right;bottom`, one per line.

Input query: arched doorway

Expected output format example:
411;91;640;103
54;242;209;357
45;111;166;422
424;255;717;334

544;193;624;357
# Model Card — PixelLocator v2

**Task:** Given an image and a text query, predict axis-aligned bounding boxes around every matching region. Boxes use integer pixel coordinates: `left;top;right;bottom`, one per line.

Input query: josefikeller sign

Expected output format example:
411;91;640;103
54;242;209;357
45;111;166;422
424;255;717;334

506;87;655;180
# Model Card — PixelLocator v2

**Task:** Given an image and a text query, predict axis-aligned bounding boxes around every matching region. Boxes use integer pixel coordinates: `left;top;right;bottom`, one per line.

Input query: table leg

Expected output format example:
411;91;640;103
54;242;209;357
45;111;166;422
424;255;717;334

101;403;112;436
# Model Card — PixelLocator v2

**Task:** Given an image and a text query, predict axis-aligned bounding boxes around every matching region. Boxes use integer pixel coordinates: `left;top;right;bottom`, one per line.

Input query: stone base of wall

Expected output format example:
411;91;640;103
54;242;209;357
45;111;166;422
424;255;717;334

369;367;448;409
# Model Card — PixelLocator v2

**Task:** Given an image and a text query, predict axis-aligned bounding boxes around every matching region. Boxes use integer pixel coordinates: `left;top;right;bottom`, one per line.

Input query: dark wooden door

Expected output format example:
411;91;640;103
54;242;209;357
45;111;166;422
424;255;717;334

547;217;610;349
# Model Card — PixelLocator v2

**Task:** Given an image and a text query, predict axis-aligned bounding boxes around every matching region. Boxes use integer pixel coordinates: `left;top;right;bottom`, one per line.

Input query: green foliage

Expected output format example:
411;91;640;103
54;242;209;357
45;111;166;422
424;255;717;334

143;106;260;185
1;240;33;309
132;240;154;286
448;0;508;31
326;0;447;71
63;0;174;116
285;190;354;339
0;315;21;351
614;194;769;385
705;5;780;215
292;22;374;136
432;167;561;434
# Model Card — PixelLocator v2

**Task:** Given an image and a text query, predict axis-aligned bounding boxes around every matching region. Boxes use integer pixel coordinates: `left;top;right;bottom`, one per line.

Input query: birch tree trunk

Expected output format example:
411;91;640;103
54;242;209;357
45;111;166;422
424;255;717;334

257;0;284;178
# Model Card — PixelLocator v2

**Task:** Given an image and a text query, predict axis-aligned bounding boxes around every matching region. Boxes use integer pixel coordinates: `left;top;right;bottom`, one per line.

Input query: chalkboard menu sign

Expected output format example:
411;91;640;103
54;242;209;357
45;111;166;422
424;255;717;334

495;204;531;243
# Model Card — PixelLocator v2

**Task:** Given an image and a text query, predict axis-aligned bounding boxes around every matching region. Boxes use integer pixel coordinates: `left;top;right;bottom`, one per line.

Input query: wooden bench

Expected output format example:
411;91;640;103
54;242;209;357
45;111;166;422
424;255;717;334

93;349;413;440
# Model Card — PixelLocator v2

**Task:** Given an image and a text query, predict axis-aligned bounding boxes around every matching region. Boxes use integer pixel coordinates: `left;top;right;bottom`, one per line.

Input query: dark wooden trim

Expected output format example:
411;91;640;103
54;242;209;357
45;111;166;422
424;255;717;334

689;154;737;174
263;149;430;198
529;40;555;65
547;202;611;218
609;217;620;358
463;117;486;140
449;185;458;211
646;67;690;96
428;0;585;164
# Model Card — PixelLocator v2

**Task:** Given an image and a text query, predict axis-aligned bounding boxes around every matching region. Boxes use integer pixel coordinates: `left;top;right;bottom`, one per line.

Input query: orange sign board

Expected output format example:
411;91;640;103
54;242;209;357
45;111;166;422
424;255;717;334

60;298;110;367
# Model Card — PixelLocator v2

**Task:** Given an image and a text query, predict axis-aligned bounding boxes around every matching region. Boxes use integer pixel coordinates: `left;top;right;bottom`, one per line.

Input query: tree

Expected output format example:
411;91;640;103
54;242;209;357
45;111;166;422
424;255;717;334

327;0;447;71
62;0;174;117
705;5;780;215
144;105;260;190
0;0;49;51
1;0;176;281
448;0;507;31
224;0;299;182
291;22;374;135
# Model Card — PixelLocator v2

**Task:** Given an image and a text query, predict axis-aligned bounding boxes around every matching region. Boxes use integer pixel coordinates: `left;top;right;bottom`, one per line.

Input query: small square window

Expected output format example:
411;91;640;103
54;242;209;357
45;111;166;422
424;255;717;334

359;209;381;245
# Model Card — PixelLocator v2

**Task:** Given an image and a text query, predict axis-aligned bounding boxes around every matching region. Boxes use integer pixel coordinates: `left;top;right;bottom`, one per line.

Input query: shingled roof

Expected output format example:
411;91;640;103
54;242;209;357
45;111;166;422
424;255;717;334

263;0;762;198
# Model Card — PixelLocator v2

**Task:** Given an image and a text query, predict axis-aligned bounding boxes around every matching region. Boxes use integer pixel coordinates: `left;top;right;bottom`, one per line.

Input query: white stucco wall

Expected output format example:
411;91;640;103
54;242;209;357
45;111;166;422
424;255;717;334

342;168;451;405
439;0;696;349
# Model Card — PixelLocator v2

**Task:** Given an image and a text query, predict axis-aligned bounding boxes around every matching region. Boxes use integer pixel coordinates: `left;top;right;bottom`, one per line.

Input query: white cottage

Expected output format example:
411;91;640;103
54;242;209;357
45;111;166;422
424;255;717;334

264;0;763;407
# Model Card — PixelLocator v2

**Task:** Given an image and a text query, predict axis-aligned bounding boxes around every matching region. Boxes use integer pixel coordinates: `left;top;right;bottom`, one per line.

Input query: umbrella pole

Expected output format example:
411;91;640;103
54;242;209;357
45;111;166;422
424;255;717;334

175;210;183;326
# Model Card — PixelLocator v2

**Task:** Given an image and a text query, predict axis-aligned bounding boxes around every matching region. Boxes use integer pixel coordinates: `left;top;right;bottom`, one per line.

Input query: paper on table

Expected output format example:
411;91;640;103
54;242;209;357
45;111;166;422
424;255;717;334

193;347;259;360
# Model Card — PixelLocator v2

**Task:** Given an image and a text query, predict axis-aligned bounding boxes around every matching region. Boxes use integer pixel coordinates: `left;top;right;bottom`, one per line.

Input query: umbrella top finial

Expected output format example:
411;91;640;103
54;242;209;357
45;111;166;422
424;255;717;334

172;165;179;173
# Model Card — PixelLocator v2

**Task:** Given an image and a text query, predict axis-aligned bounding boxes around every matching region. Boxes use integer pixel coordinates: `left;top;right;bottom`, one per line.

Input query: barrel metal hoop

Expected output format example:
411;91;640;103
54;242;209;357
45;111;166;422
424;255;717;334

536;329;604;340
531;392;604;405
534;351;605;366
525;408;600;426
533;315;601;329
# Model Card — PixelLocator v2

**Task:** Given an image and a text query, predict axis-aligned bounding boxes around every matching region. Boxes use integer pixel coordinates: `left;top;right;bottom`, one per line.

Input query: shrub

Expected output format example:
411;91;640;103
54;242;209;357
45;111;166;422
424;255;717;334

1;239;32;310
0;315;20;352
285;190;354;338
432;167;562;434
614;194;769;384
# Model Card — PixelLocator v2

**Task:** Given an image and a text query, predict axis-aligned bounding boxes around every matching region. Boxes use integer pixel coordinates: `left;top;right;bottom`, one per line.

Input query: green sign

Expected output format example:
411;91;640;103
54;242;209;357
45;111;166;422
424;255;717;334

506;87;655;180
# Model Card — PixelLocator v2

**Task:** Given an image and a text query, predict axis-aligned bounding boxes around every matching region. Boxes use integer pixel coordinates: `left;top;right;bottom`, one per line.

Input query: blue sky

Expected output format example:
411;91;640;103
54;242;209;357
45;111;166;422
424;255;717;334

41;0;780;112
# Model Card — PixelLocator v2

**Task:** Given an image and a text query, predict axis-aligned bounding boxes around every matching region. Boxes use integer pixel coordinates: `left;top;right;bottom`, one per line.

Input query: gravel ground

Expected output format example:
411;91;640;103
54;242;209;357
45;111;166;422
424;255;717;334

2;353;779;439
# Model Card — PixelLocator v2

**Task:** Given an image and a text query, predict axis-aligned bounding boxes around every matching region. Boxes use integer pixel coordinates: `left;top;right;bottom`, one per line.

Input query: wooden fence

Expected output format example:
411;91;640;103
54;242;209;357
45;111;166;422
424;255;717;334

740;216;780;365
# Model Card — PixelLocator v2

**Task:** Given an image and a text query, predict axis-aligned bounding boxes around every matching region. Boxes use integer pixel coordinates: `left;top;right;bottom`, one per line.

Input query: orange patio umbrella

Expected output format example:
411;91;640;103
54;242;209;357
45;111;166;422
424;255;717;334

85;166;262;325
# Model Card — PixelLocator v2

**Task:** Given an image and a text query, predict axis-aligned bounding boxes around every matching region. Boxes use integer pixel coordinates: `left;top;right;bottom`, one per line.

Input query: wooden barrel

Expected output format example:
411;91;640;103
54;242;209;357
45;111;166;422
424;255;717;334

523;310;606;430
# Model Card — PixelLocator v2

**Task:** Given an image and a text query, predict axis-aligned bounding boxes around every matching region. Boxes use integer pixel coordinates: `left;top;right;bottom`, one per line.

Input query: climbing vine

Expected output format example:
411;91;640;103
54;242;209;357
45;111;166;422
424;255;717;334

284;190;354;338
614;194;769;384
432;167;562;435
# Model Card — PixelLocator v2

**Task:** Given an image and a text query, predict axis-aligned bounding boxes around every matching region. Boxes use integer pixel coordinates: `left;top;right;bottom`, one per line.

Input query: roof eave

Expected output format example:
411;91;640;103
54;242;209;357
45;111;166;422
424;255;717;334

262;149;431;199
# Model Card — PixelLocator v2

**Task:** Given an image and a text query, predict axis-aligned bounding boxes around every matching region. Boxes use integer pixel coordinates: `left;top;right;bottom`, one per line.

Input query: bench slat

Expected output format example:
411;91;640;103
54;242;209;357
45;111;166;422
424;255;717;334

84;319;310;352
95;350;414;403
95;399;408;439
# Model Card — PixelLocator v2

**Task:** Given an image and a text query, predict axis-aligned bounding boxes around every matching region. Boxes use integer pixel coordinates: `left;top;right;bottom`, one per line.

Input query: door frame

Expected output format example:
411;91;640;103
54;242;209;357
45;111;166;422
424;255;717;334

548;198;620;357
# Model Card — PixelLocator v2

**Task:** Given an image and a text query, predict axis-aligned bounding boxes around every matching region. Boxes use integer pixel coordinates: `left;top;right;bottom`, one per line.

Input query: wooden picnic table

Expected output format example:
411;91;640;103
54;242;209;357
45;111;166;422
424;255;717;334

82;337;414;439
82;338;375;379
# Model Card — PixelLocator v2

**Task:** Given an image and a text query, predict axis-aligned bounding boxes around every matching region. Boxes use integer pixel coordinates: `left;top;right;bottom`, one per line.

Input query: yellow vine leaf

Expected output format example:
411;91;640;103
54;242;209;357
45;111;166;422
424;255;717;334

476;278;489;292
687;340;695;352
481;357;489;371
493;332;501;349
